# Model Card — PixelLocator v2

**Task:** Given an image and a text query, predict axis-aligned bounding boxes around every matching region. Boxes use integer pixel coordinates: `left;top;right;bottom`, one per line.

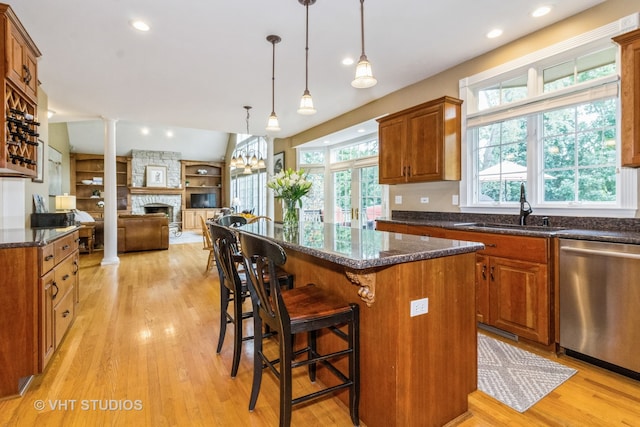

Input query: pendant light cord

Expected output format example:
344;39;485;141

359;0;365;57
271;39;276;113
304;1;310;92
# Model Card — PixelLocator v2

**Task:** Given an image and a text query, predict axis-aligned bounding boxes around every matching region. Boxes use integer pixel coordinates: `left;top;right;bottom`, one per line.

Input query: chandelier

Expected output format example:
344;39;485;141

230;106;266;174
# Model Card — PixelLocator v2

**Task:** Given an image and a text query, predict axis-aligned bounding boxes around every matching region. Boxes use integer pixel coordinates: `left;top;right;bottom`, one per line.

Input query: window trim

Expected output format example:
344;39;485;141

459;13;639;218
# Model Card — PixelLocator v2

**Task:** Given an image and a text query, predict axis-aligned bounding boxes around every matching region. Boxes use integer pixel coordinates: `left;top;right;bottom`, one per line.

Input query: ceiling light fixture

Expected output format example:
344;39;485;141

230;106;266;174
532;6;551;18
487;28;503;39
297;0;316;115
266;34;282;132
352;0;377;88
131;20;150;32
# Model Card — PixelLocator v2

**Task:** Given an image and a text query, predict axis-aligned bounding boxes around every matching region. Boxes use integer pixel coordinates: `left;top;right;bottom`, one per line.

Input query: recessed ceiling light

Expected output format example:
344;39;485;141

166;130;174;138
487;28;503;39
323;139;331;144
532;6;551;18
131;20;150;32
357;128;365;133
342;57;354;66
47;110;56;118
141;127;150;135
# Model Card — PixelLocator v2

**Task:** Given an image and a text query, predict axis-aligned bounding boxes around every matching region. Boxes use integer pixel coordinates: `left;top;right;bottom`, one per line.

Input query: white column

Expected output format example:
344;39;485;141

101;118;120;266
266;136;274;220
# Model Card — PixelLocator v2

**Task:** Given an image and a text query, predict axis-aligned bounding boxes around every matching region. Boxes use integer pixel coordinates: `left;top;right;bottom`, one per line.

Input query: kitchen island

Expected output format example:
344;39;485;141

238;221;484;427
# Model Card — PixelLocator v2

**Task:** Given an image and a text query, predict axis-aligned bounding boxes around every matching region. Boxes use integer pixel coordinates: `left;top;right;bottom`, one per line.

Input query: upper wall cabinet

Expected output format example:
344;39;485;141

0;4;41;178
614;28;640;168
377;96;462;184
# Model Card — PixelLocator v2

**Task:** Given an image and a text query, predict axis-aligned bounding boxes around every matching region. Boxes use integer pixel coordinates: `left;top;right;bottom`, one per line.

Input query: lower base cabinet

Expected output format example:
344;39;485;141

182;208;221;230
376;221;552;345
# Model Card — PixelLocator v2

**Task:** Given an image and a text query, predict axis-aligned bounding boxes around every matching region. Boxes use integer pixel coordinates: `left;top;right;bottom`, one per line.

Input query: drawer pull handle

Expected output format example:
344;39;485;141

52;282;59;300
62;244;70;250
45;254;54;261
485;243;497;248
481;265;487;280
73;260;79;275
62;274;70;281
62;310;70;318
490;266;495;281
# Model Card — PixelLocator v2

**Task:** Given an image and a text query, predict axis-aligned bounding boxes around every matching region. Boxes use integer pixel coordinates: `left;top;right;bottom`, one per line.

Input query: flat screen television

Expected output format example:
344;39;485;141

190;193;217;208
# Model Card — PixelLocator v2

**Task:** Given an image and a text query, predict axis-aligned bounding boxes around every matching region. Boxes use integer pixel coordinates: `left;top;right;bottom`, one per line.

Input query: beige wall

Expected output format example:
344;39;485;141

280;0;639;215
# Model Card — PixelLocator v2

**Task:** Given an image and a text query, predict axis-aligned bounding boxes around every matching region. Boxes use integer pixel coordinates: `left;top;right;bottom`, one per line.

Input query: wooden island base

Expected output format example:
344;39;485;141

283;249;477;427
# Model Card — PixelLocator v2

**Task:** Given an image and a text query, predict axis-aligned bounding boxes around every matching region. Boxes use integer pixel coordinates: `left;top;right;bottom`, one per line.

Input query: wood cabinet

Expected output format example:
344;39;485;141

0;229;79;398
613;29;640;167
375;222;552;344
40;231;79;370
70;153;130;219
0;4;41;178
377;96;462;184
181;160;224;230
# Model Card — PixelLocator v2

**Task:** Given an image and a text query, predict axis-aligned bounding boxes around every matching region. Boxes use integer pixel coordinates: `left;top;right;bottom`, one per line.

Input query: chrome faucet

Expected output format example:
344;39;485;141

519;182;532;225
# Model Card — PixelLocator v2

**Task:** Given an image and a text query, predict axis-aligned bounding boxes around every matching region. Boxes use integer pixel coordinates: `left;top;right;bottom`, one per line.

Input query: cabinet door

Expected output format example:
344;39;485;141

40;270;55;371
475;254;490;323
6;23;26;89
378;117;407;184
182;210;196;230
489;257;549;344
614;29;640;167
406;105;443;182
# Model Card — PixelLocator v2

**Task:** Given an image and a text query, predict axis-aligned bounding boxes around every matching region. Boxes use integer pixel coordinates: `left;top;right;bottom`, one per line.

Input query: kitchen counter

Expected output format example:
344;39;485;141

236;221;481;427
240;220;484;269
376;216;640;244
0;226;79;248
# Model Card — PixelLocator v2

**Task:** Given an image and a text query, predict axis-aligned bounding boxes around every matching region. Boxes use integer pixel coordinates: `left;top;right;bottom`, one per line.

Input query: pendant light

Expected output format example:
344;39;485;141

352;0;377;88
266;35;282;132
297;0;316;115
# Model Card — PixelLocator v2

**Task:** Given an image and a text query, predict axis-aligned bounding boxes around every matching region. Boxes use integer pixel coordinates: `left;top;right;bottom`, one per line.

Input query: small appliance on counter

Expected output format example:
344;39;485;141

31;212;75;228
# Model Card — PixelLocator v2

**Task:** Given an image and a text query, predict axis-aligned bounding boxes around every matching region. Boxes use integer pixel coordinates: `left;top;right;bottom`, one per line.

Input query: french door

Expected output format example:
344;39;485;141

332;165;381;229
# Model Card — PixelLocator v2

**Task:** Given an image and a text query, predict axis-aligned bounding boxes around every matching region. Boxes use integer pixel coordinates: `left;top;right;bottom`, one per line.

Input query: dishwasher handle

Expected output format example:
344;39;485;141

560;246;640;260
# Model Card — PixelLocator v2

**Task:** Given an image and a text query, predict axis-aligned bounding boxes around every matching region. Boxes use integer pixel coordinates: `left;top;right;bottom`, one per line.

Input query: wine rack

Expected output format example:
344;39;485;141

2;82;39;177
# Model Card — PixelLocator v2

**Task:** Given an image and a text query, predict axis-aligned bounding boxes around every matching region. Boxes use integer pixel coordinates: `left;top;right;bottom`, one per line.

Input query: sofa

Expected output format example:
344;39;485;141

117;213;169;253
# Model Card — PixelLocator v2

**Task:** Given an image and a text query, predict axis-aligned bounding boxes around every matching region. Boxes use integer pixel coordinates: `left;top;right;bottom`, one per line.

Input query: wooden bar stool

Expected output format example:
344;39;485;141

209;222;294;377
239;232;360;427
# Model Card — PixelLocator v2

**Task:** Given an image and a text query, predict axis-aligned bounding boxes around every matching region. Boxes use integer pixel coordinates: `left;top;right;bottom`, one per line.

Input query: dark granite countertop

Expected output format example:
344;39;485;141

0;226;79;249
237;221;484;270
377;211;640;245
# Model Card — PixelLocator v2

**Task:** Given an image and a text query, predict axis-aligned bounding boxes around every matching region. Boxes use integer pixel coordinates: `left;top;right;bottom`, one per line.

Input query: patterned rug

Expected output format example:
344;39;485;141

477;333;577;412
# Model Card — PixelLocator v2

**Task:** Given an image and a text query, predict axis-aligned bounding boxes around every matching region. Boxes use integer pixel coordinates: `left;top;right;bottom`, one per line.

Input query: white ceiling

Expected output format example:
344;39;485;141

11;0;604;159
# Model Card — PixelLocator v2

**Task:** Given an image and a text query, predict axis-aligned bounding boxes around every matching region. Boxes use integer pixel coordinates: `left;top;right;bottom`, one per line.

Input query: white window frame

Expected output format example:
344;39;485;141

459;13;639;217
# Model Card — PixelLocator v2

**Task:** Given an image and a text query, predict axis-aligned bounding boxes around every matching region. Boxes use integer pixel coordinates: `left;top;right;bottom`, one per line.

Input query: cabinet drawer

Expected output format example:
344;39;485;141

41;243;55;273
441;230;548;264
54;289;75;349
54;232;78;262
54;255;77;302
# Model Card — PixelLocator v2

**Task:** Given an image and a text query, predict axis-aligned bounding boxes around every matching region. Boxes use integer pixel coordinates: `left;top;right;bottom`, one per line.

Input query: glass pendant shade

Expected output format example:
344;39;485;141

243;164;253;175
297;90;316;115
266;112;280;131
256;158;266;169
352;55;377;88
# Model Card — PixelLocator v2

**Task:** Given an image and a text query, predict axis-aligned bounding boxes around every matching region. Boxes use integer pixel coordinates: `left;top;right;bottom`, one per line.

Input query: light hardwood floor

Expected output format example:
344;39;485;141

1;242;639;426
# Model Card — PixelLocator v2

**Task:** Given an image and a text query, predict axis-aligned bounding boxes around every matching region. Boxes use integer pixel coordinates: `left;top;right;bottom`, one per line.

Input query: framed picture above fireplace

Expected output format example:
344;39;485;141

146;165;167;188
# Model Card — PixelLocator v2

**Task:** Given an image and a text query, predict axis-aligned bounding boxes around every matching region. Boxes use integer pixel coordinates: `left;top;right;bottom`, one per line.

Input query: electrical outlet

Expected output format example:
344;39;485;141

452;195;459;205
410;298;429;317
395;195;402;204
420;197;429;204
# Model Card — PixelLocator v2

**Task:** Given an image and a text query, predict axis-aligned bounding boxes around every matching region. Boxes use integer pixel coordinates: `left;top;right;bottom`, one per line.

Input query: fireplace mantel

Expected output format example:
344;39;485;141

129;187;183;195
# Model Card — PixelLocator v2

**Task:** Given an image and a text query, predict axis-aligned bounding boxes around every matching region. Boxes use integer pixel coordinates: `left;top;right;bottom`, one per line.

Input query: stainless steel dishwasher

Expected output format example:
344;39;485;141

559;239;640;376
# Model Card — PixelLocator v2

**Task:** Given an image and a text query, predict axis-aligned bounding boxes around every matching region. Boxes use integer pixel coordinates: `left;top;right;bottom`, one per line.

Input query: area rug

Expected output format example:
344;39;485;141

170;231;203;245
477;333;577;412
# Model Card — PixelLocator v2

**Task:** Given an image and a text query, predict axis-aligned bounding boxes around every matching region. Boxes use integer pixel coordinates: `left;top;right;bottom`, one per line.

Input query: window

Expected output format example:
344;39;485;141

461;20;637;216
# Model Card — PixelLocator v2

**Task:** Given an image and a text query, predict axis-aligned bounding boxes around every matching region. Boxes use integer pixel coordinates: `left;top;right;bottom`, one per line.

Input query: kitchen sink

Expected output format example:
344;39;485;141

454;222;565;231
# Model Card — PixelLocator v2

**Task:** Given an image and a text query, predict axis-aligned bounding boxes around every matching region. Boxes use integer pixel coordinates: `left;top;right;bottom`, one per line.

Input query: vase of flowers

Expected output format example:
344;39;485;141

267;168;312;236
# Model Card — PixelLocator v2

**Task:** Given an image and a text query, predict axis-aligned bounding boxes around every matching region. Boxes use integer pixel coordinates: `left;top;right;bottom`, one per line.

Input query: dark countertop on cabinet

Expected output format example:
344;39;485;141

376;211;640;245
236;221;484;270
0;226;79;249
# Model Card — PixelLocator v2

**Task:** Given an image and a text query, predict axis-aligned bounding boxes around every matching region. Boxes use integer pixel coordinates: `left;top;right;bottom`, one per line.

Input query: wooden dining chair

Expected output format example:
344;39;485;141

238;232;360;427
199;215;215;273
